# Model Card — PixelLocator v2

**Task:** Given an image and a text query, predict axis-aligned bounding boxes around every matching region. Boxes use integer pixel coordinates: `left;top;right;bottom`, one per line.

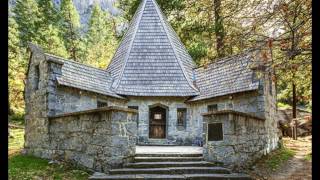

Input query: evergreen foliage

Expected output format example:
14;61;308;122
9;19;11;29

60;0;84;61
8;0;312;117
84;3;117;68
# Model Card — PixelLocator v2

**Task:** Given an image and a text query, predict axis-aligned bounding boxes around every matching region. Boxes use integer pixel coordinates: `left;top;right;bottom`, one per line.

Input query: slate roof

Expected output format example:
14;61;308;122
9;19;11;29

28;0;262;101
45;54;124;99
106;0;199;96
189;52;260;101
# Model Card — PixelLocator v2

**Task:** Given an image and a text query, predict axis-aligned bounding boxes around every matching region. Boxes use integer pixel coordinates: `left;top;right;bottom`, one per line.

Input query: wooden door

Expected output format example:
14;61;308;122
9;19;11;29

149;106;166;138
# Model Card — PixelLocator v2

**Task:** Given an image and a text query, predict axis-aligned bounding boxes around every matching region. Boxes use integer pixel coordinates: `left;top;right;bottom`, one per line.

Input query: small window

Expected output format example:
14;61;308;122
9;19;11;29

177;108;187;127
128;106;139;127
128;106;139;111
208;123;223;141
34;65;40;90
227;103;233;109
97;101;108;108
207;104;218;112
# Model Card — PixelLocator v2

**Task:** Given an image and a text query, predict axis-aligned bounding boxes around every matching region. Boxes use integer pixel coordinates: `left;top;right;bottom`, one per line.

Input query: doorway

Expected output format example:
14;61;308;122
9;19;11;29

149;106;166;139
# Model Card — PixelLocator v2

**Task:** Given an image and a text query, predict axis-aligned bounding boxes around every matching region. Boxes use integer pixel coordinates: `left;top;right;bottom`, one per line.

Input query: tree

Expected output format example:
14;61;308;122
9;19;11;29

37;0;68;57
213;0;226;58
9;16;26;114
60;0;84;61
271;0;312;115
84;3;117;68
13;0;41;46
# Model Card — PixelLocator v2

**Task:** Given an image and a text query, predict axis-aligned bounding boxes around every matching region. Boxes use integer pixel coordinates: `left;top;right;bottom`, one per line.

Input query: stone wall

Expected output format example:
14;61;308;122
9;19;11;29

25;107;137;172
46;56;126;116
201;70;279;170
24;44;52;154
54;86;126;115
127;97;201;145
203;111;267;169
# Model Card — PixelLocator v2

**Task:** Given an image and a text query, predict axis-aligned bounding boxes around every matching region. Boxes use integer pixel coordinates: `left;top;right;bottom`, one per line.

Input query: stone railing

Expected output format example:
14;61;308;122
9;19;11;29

44;106;138;172
202;110;267;169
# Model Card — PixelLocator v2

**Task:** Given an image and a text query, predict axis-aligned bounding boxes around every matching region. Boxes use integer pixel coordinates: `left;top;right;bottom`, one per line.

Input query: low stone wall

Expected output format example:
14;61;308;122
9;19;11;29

202;110;270;170
25;106;137;173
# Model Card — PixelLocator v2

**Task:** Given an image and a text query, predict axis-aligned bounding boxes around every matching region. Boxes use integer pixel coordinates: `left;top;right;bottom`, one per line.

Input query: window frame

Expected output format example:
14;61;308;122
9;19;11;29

97;100;108;108
207;104;218;112
207;123;223;141
128;106;139;127
177;108;187;128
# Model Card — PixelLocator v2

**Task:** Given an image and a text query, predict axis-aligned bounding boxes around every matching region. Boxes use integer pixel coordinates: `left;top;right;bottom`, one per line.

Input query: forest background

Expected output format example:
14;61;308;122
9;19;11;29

8;0;311;121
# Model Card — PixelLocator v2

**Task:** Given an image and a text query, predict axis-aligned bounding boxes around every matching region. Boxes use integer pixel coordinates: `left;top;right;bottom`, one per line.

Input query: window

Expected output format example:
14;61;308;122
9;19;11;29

207;104;218;112
97;101;108;108
227;103;233;109
128;106;139;111
177;108;187;127
128;106;139;127
208;123;223;141
34;65;40;90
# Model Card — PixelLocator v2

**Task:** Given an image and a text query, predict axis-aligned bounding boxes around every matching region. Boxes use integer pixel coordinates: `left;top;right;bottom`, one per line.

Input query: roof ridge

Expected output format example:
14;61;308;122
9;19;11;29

112;0;147;90
151;0;199;93
45;53;110;73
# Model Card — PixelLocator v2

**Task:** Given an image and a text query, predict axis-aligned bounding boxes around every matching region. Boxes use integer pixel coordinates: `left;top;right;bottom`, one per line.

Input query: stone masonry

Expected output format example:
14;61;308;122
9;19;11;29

24;0;280;172
48;107;137;172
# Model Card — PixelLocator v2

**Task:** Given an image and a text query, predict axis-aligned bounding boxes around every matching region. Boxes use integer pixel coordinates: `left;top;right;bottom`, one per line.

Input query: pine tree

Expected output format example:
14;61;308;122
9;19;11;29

9;16;26;114
38;0;60;25
38;25;68;58
84;3;117;68
60;0;84;61
13;0;41;46
37;0;68;57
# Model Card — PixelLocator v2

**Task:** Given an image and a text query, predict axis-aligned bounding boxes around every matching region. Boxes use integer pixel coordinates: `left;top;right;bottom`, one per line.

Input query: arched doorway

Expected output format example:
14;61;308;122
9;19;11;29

149;105;167;139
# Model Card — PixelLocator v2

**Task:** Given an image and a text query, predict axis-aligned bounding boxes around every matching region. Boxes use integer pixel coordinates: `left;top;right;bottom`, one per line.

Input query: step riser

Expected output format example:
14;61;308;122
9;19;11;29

135;157;203;162
89;175;252;180
135;154;203;157
109;169;230;175
124;161;218;169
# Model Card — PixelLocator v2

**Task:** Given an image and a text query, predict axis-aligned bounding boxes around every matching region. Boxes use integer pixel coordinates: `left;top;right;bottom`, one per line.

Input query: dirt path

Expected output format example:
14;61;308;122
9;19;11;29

247;136;312;180
269;136;312;180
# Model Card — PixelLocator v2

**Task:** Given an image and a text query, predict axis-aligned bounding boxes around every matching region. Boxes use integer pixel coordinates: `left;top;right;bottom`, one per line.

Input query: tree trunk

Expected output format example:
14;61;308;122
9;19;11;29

292;82;297;140
292;82;297;119
213;0;225;58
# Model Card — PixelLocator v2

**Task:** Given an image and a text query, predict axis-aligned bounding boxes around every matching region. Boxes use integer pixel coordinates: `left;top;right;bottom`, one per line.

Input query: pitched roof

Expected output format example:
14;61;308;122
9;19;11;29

45;54;124;99
106;0;199;96
189;52;260;101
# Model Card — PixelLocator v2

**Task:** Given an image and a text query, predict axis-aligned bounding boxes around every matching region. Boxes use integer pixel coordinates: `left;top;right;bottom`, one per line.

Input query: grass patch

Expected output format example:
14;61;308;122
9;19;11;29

277;102;292;109
265;147;295;171
9;127;90;179
305;153;312;161
9;154;90;180
9;128;25;156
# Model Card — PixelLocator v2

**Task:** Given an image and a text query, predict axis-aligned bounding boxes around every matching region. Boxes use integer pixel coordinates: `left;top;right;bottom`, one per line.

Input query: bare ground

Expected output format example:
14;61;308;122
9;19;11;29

247;136;312;180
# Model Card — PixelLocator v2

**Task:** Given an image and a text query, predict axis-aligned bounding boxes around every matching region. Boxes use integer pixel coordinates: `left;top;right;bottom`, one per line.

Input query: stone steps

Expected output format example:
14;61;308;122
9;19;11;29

134;156;203;162
109;167;231;175
135;153;203;157
125;161;219;168
89;173;252;180
89;150;252;180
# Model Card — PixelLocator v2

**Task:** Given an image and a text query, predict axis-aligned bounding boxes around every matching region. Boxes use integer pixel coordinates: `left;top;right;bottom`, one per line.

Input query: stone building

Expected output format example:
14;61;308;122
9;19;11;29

24;0;279;173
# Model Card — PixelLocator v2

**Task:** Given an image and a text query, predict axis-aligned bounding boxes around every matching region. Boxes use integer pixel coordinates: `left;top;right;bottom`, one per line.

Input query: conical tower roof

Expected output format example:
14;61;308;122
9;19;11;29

107;0;199;96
